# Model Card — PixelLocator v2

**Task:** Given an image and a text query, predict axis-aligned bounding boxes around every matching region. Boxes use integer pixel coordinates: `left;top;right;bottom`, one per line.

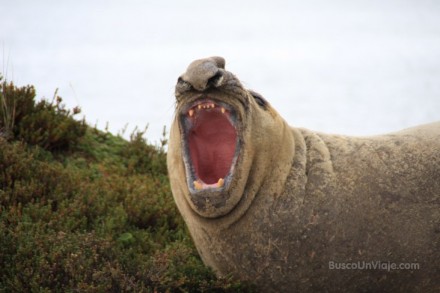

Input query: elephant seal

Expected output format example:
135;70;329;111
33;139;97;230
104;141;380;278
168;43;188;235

167;57;440;292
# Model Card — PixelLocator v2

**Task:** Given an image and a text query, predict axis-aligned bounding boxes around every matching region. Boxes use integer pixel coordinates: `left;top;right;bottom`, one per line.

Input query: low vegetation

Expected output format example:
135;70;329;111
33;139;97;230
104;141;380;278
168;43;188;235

0;76;254;292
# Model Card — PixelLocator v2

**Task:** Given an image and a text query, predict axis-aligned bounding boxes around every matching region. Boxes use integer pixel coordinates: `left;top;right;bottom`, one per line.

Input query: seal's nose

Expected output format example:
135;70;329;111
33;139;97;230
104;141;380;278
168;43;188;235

178;56;226;92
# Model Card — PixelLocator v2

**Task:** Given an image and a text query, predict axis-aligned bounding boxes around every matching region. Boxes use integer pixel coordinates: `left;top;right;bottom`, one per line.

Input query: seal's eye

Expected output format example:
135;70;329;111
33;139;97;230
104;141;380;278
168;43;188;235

249;90;268;109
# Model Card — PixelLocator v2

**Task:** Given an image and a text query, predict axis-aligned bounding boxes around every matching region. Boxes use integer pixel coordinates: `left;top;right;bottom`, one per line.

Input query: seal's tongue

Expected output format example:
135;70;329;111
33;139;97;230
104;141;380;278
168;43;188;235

188;108;236;185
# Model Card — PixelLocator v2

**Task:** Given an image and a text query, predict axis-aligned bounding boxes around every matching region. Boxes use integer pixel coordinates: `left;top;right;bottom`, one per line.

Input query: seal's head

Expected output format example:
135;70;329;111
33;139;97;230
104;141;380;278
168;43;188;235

168;57;294;219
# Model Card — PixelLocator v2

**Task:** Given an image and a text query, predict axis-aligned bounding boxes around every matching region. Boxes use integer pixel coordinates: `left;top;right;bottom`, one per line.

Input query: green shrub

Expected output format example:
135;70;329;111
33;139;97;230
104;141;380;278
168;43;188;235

0;78;87;151
0;77;254;292
0;135;254;292
0;138;77;207
120;126;168;176
0;76;33;139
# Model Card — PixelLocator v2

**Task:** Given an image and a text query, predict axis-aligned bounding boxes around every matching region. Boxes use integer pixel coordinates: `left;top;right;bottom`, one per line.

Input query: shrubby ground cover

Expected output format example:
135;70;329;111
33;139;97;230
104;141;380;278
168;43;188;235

0;76;253;292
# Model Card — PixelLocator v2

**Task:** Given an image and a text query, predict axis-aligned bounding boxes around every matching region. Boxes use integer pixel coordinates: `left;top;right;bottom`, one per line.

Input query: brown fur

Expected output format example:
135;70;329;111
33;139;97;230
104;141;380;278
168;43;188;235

167;57;440;292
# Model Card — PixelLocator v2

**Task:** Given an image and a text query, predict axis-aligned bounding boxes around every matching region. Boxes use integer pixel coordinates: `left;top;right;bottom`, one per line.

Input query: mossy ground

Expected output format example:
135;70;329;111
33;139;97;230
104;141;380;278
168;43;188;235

0;77;254;292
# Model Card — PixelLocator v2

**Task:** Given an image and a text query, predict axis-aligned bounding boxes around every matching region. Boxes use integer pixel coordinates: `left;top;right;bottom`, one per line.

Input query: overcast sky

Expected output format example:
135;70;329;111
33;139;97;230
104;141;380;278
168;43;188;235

2;0;440;144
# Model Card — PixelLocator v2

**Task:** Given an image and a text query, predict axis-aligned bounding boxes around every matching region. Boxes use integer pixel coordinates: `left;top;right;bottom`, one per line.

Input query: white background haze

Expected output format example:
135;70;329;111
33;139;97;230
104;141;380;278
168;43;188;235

1;0;440;144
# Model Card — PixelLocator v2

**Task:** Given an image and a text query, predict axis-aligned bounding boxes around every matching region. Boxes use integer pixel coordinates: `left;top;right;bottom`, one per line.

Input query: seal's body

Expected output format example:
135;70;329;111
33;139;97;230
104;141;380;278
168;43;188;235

167;57;440;292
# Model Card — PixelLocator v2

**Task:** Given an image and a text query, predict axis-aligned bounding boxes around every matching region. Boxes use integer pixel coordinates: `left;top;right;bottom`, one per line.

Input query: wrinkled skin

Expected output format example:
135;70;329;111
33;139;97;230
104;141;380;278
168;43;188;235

167;57;440;292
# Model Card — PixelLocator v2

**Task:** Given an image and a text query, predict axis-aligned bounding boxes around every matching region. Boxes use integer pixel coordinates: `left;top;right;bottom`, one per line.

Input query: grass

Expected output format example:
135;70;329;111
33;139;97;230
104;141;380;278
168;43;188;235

0;76;254;292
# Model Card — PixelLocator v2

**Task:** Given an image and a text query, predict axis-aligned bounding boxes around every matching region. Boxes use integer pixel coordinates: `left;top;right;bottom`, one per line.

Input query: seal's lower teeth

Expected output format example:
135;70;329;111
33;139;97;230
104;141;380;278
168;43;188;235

194;181;203;190
194;178;225;190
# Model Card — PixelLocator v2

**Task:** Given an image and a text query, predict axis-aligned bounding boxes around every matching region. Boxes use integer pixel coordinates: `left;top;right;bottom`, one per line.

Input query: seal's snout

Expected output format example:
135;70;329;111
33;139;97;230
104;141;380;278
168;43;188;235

177;56;226;92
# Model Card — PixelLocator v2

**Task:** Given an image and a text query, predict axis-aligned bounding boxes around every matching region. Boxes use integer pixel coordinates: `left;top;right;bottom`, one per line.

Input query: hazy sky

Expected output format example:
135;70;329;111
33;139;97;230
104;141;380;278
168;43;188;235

2;0;440;144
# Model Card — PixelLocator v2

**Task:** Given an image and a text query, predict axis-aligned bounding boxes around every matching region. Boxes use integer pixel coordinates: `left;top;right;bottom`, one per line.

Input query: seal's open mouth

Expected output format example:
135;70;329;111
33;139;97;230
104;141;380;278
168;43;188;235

180;98;239;192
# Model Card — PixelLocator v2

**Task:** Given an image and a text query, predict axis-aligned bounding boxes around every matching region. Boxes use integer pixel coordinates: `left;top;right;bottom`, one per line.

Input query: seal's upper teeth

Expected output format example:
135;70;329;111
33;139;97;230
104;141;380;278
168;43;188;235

194;103;217;111
189;109;194;117
221;107;226;114
194;181;203;190
217;178;224;188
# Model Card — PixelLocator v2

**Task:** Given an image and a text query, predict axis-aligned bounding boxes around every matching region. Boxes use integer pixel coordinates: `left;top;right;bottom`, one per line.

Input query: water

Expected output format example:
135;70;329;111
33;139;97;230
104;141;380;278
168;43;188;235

2;0;440;144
